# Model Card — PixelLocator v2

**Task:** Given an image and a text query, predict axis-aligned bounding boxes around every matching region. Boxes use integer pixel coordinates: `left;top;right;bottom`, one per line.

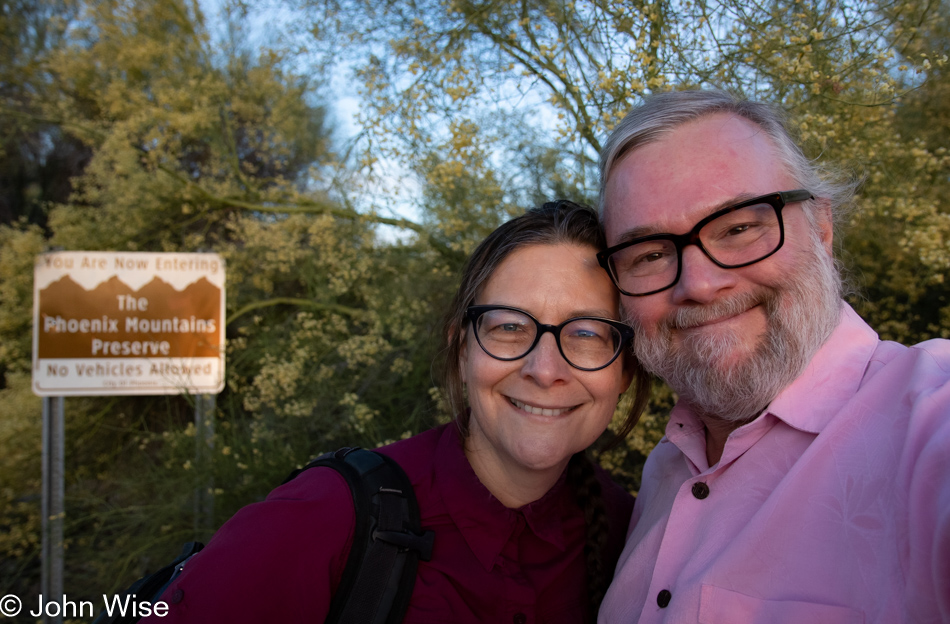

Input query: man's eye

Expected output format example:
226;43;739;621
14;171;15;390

629;249;670;271
639;251;667;263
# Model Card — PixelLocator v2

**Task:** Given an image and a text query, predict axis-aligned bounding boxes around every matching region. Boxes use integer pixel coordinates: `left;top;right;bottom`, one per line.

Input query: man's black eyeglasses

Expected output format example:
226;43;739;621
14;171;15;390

465;305;634;371
597;189;815;296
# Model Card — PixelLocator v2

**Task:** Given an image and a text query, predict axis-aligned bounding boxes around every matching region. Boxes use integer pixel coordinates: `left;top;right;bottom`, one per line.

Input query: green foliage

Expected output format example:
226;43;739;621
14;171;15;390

2;0;949;609
0;372;43;591
0;0;88;227
303;0;950;489
0;0;451;605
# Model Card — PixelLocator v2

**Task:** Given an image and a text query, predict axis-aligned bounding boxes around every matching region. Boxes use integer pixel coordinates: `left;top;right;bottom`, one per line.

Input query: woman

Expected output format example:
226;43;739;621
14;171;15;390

146;200;650;623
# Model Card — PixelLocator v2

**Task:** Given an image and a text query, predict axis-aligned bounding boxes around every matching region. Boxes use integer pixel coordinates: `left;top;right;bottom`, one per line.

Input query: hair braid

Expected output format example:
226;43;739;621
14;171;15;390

567;451;610;622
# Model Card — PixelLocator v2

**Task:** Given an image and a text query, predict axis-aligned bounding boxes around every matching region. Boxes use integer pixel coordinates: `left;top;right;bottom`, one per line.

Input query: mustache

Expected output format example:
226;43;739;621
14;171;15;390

654;289;776;332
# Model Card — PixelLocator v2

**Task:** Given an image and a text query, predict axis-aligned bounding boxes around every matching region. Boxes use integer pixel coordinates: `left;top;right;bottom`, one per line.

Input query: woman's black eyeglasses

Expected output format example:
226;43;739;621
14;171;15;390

466;305;633;371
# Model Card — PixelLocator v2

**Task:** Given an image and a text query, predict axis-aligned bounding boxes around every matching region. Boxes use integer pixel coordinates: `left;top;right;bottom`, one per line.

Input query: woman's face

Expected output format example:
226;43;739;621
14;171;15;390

460;243;632;479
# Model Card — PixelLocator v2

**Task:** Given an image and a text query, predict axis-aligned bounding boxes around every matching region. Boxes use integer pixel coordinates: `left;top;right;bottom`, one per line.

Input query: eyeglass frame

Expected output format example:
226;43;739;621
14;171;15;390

465;305;635;372
596;189;815;297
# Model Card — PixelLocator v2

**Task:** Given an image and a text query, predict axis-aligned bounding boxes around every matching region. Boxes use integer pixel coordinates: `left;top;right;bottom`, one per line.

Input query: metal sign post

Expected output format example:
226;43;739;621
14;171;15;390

41;396;64;624
194;394;216;538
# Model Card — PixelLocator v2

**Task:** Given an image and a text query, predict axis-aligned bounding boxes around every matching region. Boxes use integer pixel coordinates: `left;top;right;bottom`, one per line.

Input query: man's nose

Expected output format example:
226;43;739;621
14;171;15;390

670;244;738;304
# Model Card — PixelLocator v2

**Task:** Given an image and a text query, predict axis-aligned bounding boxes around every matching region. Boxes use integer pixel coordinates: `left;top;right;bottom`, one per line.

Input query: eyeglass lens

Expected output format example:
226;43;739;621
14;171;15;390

473;308;624;370
609;201;781;295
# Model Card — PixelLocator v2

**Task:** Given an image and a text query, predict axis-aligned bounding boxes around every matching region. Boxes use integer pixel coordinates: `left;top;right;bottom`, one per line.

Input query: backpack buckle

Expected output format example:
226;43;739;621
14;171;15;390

373;528;435;561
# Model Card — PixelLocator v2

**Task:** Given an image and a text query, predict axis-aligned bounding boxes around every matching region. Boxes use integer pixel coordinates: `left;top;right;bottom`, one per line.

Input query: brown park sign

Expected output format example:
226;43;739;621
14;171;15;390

33;252;225;396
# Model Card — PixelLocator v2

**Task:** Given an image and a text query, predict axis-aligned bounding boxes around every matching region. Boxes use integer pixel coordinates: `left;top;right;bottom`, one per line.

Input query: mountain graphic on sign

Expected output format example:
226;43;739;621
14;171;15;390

38;274;222;359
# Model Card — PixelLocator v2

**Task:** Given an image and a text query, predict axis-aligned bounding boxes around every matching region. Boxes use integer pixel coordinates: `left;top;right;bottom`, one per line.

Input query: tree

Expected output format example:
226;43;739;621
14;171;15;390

0;0;434;603
299;0;950;489
861;0;950;343
0;0;89;227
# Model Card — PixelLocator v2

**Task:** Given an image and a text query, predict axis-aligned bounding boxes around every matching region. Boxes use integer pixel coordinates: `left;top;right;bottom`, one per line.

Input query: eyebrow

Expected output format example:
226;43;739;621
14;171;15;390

565;308;618;320
613;191;764;244
481;303;619;321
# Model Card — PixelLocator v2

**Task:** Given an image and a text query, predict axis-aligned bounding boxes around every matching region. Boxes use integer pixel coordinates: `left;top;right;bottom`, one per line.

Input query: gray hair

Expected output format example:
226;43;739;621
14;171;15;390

598;89;858;235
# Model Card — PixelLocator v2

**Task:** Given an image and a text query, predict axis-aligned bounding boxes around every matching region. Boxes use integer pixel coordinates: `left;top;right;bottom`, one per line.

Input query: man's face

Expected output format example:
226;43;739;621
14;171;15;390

603;113;840;422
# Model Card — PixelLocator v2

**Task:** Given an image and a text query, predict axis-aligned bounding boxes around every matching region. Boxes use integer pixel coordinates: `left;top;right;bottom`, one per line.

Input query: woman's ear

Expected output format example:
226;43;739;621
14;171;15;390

456;326;469;381
619;351;635;393
620;366;633;394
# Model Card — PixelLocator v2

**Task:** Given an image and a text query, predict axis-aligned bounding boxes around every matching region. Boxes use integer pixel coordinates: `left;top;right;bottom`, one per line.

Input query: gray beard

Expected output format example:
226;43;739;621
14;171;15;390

630;239;842;424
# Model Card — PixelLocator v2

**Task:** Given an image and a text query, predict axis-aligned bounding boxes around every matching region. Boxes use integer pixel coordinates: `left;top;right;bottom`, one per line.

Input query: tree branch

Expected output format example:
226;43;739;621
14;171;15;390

226;297;366;326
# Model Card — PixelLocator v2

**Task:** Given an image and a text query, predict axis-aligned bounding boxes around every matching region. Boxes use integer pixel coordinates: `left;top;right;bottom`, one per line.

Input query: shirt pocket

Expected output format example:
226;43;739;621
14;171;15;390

698;585;865;624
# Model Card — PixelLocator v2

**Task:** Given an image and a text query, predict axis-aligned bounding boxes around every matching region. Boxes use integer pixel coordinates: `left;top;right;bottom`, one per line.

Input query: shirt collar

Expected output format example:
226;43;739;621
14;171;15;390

433;424;572;572
665;303;879;468
766;303;878;434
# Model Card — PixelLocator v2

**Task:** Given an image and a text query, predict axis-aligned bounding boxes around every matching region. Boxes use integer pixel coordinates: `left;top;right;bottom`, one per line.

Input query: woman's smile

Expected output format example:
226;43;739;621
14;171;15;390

507;396;580;417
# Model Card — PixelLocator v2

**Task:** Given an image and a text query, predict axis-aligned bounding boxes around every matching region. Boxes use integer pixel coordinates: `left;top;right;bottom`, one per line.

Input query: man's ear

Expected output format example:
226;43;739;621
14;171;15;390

813;198;834;256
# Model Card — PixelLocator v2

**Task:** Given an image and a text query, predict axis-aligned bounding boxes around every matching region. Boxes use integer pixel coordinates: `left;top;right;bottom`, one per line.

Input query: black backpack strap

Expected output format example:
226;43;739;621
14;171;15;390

91;542;204;624
286;447;434;624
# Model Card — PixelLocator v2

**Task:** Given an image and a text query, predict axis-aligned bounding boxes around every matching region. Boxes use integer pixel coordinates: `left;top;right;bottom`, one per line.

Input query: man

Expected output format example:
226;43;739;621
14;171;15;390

596;89;950;623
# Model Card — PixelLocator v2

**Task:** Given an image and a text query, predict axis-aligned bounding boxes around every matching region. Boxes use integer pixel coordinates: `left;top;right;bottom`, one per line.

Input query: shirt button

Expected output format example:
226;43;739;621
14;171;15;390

513;613;527;624
692;482;710;499
171;589;184;604
657;589;672;608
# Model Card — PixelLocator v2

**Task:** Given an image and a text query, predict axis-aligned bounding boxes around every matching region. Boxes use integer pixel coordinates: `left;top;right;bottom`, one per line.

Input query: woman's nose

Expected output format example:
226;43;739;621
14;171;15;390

520;331;572;386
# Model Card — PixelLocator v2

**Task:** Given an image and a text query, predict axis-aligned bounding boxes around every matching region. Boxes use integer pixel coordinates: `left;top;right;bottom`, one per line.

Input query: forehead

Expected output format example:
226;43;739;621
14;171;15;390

603;113;795;244
478;243;618;318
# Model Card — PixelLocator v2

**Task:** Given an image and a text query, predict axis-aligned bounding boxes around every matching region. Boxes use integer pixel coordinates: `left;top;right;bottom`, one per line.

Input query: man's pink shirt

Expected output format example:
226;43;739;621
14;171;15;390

600;304;950;623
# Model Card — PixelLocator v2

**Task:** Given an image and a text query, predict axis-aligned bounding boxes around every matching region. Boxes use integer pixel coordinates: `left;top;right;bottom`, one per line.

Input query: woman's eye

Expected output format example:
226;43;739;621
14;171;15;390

480;313;531;339
565;323;609;341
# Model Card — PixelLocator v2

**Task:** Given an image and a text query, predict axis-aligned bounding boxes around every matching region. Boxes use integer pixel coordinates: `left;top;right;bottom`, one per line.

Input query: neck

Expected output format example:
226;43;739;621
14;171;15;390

697;411;756;467
463;441;567;509
701;419;732;467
